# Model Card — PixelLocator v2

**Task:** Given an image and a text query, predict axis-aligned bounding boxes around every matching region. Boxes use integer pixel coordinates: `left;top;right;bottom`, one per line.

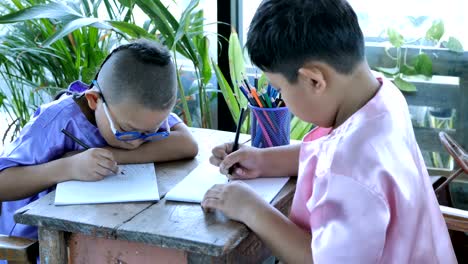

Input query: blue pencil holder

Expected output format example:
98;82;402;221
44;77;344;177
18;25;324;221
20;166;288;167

249;104;291;148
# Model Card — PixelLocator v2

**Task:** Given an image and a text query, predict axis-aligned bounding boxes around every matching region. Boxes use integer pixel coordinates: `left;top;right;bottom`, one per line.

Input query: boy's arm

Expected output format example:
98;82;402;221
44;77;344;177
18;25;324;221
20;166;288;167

109;123;198;164
0;159;70;201
245;202;313;264
257;144;300;177
0;149;118;201
202;182;312;263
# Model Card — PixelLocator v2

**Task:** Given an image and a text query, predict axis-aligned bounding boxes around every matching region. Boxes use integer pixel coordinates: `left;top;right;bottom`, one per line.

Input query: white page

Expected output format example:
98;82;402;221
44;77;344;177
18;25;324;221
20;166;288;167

165;162;289;203
54;163;159;205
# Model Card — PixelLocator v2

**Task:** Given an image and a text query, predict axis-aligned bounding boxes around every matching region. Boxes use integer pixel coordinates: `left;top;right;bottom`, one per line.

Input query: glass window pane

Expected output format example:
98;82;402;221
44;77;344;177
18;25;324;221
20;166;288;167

348;0;468;48
241;0;468;48
242;0;263;45
239;0;468;171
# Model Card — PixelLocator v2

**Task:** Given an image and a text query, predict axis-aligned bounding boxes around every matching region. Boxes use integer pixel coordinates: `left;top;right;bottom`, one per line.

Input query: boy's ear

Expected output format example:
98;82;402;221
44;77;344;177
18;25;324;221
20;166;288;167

298;65;327;94
84;91;101;110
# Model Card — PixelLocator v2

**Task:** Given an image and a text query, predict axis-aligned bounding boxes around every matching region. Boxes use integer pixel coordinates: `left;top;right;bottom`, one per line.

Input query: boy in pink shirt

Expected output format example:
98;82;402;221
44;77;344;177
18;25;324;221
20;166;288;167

202;0;456;263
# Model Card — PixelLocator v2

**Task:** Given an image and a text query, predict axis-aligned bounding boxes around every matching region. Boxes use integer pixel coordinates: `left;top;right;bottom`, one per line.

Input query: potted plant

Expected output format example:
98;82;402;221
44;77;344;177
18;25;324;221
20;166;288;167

371;17;465;169
0;0;218;145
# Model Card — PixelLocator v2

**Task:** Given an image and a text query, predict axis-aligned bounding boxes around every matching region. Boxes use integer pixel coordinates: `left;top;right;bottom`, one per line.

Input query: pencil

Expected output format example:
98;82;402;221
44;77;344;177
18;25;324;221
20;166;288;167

250;88;264;108
251;88;278;133
239;85;256;106
228;108;246;175
262;93;272;108
61;128;91;149
251;110;274;147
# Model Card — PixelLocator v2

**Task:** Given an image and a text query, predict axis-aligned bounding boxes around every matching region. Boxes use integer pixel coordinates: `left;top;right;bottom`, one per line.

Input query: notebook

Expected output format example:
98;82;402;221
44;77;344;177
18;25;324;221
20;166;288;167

165;162;290;203
54;163;159;205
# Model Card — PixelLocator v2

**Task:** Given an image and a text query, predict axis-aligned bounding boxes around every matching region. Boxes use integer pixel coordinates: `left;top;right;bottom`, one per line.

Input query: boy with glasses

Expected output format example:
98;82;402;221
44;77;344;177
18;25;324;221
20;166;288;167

0;39;198;243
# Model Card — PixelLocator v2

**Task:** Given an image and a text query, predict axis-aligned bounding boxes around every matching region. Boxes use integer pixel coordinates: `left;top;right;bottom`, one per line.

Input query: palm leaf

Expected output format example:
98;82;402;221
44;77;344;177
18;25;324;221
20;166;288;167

290;116;314;140
198;36;212;86
42;17;111;47
228;29;247;107
107;21;155;39
0;2;81;24
212;58;240;122
172;0;199;50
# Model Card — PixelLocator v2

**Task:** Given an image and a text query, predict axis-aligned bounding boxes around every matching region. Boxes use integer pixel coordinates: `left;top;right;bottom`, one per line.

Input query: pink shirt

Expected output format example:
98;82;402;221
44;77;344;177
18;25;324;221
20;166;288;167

290;78;456;263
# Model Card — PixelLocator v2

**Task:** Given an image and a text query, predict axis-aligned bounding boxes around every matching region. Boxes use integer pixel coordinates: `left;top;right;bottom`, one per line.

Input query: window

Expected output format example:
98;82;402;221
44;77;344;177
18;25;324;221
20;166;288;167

349;0;468;48
241;0;263;45
241;0;468;49
239;0;468;170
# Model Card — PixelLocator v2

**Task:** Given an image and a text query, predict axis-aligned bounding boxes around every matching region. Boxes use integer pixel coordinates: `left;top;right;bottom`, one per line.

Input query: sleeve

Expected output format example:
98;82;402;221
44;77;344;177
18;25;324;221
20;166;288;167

0;119;66;172
165;113;183;130
155;113;182;132
307;174;390;263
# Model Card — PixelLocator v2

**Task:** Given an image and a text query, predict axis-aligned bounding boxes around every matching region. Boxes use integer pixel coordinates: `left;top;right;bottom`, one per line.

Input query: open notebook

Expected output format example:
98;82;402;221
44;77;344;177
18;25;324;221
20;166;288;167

54;163;159;205
165;162;290;203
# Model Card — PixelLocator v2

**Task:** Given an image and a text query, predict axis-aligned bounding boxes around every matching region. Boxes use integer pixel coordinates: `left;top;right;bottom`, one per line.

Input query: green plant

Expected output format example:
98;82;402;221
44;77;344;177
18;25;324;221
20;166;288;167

213;29;314;140
0;0;124;143
374;18;462;170
375;18;464;92
128;0;215;128
0;74;44;143
0;0;218;144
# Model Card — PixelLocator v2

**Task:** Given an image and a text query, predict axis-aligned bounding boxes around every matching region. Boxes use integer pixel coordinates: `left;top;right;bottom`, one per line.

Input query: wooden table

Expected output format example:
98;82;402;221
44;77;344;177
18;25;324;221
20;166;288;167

14;128;296;264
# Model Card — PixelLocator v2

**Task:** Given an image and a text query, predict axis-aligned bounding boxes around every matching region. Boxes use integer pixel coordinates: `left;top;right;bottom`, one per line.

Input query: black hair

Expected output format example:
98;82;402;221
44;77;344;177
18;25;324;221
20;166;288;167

93;39;177;111
246;0;365;83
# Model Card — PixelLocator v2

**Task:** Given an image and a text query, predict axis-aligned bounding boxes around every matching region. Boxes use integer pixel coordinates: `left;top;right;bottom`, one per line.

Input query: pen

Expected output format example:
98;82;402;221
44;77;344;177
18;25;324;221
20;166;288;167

61;128;91;149
228;108;246;175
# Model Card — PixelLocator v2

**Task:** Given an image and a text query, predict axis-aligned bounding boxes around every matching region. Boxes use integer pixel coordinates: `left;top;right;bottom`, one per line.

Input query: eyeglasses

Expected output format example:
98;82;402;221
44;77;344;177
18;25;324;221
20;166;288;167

92;80;170;142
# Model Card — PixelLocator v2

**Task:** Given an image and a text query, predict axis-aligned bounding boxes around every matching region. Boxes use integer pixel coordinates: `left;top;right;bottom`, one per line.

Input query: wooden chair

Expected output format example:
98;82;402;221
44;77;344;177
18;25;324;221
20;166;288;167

430;132;468;262
432;132;468;232
0;204;38;264
0;235;38;264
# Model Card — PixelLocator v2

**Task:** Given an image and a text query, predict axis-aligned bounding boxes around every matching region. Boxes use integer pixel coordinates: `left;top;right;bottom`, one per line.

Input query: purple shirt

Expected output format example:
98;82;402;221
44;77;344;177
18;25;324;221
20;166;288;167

0;81;182;242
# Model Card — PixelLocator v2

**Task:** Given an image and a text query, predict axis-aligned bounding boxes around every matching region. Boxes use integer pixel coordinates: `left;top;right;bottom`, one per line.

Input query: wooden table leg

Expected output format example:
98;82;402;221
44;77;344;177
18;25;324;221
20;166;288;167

38;228;67;264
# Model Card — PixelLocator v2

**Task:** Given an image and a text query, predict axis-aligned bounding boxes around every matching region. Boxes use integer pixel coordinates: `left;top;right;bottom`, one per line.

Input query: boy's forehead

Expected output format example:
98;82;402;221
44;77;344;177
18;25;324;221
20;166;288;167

109;101;170;130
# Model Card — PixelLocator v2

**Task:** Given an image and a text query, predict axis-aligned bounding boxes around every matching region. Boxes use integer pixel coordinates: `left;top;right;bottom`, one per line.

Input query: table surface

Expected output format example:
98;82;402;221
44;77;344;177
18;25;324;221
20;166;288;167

14;128;297;257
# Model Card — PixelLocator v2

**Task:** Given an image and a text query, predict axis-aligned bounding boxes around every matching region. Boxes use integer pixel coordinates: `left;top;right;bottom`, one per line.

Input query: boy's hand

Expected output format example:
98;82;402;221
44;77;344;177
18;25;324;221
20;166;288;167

67;148;118;181
210;142;263;180
201;181;268;223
